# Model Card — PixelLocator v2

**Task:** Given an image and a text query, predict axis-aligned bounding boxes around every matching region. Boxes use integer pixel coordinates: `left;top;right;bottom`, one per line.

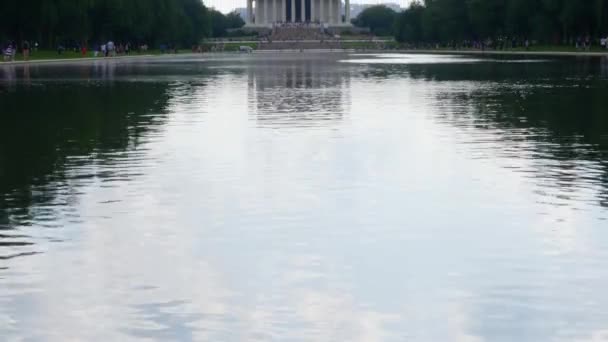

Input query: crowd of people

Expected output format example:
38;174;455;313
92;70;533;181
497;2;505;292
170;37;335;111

1;39;157;62
399;36;608;52
2;32;608;62
271;21;323;29
266;22;331;42
2;41;38;61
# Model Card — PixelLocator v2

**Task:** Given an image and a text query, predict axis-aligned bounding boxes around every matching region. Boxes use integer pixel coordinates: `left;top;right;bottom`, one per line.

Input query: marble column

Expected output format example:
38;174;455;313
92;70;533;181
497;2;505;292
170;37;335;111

311;0;315;22
291;0;296;22
320;0;324;23
247;0;253;24
345;0;350;23
282;0;287;22
301;0;305;22
328;0;333;24
274;0;278;23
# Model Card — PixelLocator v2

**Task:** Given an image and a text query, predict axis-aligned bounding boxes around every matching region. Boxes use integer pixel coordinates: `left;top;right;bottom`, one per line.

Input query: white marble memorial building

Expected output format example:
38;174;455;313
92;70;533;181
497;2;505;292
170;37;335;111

245;0;352;27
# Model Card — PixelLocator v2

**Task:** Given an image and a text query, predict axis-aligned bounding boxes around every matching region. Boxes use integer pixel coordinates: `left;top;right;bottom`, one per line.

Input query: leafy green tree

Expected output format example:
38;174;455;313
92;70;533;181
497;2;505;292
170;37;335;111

427;0;470;42
0;0;212;48
560;1;595;38
226;11;246;29
394;0;608;45
353;5;398;36
395;2;425;43
209;10;245;37
467;0;505;39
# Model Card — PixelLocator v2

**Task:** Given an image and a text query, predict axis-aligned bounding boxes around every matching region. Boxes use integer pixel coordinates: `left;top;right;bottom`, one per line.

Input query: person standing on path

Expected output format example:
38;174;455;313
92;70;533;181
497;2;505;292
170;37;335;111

4;43;15;62
22;41;30;61
107;41;115;57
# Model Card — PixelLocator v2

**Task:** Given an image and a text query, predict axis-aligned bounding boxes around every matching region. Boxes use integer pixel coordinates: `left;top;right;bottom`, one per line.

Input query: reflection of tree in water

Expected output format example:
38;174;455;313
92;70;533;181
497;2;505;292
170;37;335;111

404;60;608;208
363;56;607;82
0;82;171;257
247;58;351;128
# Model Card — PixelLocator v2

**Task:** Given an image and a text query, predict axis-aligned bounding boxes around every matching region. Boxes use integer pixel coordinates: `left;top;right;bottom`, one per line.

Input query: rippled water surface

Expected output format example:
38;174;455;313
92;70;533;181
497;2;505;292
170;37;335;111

2;53;608;341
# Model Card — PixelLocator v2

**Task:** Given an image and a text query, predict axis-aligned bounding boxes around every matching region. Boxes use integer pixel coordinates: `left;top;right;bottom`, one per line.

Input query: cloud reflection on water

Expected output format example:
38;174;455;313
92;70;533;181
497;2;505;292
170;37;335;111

0;53;608;341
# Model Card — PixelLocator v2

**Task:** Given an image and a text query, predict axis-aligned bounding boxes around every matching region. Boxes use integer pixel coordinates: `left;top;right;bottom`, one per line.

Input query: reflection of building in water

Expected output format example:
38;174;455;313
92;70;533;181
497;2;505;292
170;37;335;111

247;57;351;127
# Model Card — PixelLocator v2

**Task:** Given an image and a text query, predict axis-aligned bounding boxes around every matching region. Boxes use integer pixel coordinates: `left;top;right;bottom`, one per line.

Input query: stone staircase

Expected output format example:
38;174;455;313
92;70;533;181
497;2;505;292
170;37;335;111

257;41;343;50
269;26;330;41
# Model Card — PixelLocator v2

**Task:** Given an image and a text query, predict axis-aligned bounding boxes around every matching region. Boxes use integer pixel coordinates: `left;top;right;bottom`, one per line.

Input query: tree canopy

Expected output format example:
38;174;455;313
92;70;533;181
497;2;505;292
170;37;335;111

395;0;608;44
210;10;246;37
0;0;213;48
353;5;399;36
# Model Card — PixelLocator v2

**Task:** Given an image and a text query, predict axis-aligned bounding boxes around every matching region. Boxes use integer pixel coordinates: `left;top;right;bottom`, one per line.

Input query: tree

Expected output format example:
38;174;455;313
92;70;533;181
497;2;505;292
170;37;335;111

0;0;213;49
225;11;246;30
426;0;470;42
467;0;505;39
393;0;608;45
505;0;536;38
353;5;398;36
209;10;245;37
395;2;425;43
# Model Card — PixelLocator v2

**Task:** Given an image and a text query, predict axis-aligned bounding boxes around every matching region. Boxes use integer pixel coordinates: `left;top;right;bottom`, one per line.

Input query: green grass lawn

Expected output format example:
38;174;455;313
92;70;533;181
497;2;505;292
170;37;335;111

14;50;85;61
3;49;172;62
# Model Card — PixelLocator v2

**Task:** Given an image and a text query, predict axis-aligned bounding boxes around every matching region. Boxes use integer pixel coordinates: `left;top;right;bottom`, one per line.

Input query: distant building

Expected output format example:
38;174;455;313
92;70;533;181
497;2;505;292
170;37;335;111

244;0;353;27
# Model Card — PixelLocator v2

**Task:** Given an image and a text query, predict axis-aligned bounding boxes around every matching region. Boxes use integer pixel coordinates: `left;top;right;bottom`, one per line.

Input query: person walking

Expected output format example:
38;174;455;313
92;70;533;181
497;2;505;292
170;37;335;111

107;41;115;57
22;41;30;61
4;43;15;62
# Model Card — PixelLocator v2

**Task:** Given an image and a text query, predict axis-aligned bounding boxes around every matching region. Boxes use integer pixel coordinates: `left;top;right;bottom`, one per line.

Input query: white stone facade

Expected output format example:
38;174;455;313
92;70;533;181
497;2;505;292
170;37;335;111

245;0;351;26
